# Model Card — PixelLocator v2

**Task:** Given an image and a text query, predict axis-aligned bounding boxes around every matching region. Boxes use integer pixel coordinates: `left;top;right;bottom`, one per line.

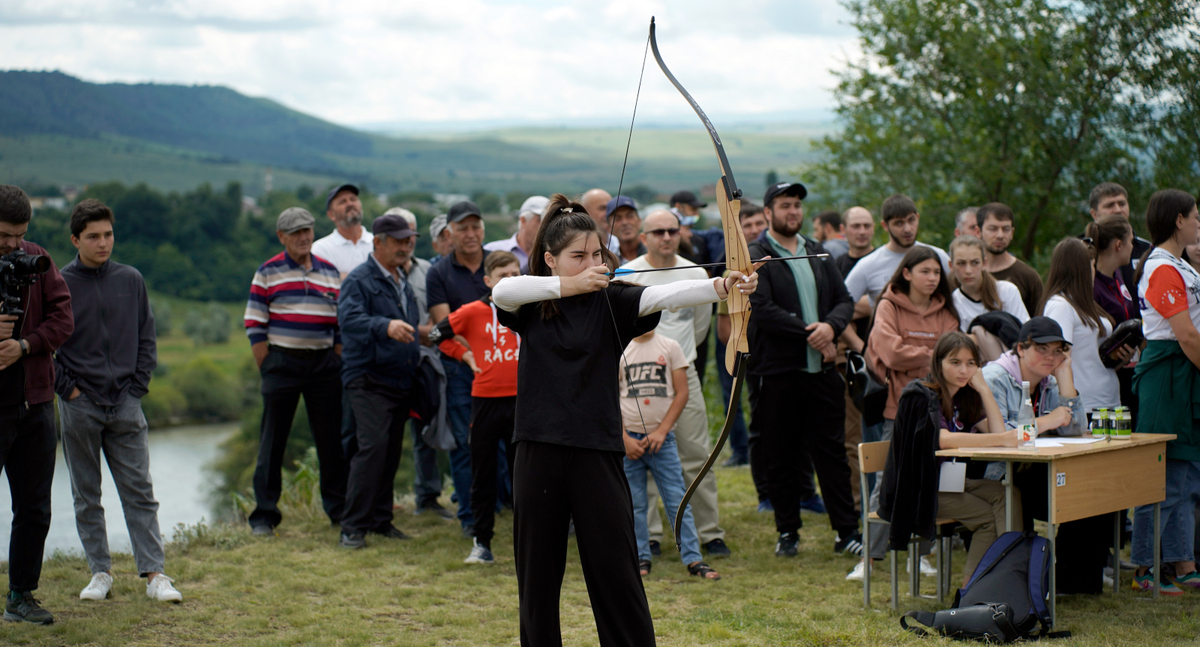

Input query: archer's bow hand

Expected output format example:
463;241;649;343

719;270;760;299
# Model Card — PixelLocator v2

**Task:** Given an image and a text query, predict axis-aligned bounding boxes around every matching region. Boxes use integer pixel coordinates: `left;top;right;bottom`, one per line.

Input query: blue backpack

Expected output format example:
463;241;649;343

953;531;1062;639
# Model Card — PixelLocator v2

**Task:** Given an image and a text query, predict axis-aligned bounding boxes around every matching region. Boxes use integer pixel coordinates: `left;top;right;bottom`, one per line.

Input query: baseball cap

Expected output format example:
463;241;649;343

605;195;638;218
325;183;359;212
447;200;483;223
763;181;808;207
382;207;418;230
518;196;550;219
1018;317;1071;346
276;207;315;234
372;214;419;239
670;190;707;209
429;214;449;240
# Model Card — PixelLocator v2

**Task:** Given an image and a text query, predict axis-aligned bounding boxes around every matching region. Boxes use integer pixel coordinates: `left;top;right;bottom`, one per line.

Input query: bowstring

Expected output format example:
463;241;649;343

605;29;654;444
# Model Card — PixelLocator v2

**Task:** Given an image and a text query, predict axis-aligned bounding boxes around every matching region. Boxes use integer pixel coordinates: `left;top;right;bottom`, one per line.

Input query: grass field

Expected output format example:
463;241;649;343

1;466;1194;646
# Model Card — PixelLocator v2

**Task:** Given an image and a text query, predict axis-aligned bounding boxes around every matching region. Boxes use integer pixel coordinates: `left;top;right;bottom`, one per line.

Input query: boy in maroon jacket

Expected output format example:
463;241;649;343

0;184;74;625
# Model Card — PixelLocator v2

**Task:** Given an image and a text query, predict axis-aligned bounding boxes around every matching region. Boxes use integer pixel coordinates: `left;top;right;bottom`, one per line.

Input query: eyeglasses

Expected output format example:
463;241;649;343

646;228;681;238
1032;343;1069;357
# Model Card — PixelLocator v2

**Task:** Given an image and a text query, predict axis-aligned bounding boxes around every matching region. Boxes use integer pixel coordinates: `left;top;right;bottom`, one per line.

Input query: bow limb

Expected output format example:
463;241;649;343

650;16;755;549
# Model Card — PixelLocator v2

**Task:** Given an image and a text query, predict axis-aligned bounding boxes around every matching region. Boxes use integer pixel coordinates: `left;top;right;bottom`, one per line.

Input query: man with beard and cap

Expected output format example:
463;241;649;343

976;202;1043;315
312;183;372;278
747;181;862;560
484;196;549;274
336;214;422;548
581;188;621;254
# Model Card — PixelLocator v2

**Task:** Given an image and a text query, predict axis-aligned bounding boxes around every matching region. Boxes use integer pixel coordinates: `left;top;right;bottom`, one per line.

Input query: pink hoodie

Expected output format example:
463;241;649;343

867;284;960;419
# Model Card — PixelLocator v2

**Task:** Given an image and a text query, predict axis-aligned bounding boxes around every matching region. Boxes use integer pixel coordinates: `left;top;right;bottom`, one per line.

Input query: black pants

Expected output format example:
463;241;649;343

470;396;516;546
1014;463;1111;594
0;401;55;592
250;347;347;528
342;376;413;535
746;376;817;504
751;369;857;535
513;441;655;647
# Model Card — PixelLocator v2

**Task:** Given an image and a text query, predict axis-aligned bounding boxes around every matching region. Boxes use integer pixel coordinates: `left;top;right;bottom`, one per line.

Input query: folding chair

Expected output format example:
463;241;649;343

859;440;958;609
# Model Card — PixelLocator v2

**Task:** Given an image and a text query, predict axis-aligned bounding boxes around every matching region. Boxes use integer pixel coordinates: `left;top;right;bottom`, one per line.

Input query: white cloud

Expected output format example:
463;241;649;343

0;0;858;127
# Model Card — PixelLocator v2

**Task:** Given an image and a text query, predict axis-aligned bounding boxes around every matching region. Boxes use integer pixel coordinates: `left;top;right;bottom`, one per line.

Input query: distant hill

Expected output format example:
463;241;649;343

0;71;826;197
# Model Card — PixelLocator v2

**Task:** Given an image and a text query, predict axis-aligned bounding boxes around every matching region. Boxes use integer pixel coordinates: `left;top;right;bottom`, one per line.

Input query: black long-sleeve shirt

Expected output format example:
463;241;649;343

55;258;156;406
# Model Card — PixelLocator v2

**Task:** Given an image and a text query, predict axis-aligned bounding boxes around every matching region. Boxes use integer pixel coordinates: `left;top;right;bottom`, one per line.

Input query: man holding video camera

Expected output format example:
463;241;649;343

0;184;73;625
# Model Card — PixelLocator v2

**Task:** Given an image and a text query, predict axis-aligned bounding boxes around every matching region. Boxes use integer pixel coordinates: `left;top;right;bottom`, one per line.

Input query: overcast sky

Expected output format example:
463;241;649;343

1;0;858;130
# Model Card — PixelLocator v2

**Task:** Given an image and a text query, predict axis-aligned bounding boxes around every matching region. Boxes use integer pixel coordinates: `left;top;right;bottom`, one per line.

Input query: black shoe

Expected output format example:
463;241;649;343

4;591;53;625
338;532;367;549
369;525;411;540
775;531;800;557
250;524;273;537
702;538;732;558
415;500;456;521
834;531;864;557
648;540;662;557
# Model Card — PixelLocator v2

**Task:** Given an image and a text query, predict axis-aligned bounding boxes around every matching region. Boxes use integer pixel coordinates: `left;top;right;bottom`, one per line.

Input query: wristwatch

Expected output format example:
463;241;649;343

18;339;29;356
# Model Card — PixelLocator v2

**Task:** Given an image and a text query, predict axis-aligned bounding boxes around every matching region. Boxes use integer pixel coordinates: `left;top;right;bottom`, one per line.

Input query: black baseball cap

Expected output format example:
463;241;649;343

763;181;808;207
670;190;707;209
325;183;359;212
447;200;483;223
372;214;419;239
1018;317;1070;346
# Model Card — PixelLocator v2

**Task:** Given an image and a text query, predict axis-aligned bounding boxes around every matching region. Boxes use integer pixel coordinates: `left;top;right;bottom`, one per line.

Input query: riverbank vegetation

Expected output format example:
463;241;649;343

2;467;1192;647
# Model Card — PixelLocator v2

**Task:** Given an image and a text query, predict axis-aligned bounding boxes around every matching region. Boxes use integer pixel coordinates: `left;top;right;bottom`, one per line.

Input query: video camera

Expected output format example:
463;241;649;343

0;249;51;316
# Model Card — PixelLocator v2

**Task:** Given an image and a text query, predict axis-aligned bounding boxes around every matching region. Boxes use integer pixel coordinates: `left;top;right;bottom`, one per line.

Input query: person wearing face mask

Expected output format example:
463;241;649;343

312;184;371;278
490;194;758;646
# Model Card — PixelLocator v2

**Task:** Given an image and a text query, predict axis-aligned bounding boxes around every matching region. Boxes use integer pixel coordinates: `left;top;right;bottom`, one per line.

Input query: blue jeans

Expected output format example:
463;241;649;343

441;356;475;528
715;337;749;460
623;431;702;565
1133;459;1200;566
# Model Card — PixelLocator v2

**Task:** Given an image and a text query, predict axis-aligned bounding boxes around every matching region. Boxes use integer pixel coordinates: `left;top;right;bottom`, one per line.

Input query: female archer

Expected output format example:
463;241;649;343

492;193;759;646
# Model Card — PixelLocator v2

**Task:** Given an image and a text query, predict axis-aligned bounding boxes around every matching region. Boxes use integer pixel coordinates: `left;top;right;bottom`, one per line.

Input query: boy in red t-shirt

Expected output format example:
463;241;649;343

433;251;521;564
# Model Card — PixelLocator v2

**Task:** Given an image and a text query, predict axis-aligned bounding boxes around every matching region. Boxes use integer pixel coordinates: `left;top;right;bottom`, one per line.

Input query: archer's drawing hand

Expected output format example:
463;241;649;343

561;265;611;297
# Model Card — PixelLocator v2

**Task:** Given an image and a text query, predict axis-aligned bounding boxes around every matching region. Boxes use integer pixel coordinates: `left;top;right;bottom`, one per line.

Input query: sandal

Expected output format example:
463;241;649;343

688;561;721;580
638;560;652;576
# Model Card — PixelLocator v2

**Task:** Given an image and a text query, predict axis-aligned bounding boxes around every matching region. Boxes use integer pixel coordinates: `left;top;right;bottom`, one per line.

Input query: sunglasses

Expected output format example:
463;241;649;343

646;228;681;238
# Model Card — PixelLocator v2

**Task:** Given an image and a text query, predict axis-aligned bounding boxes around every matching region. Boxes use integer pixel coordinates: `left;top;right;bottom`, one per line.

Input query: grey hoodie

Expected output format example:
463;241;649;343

55;258;156;407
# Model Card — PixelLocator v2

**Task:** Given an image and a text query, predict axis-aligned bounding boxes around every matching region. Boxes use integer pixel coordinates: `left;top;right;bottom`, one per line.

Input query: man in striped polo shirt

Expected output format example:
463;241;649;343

244;207;349;536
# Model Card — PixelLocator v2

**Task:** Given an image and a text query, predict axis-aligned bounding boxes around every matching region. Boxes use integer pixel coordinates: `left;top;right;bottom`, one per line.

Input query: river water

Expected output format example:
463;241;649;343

0;422;237;561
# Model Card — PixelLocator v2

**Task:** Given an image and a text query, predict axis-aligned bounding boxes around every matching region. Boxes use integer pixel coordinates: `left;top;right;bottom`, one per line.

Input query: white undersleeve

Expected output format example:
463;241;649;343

490;274;723;315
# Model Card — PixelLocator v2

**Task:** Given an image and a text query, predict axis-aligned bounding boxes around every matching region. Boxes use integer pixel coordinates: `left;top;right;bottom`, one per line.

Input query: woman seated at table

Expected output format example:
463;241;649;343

880;331;1022;585
982;317;1116;594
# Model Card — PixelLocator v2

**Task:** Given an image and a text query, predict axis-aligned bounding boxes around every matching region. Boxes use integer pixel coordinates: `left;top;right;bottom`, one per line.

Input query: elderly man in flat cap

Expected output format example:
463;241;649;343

244;207;348;537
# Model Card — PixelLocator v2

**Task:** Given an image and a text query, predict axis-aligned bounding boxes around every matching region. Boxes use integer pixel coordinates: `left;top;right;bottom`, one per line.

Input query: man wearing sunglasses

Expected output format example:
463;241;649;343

619;209;732;559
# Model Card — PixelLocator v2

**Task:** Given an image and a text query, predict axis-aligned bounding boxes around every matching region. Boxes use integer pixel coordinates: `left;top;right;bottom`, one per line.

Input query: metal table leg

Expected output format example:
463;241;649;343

1047;464;1056;629
1112;511;1121;595
1154;502;1162;599
1004;461;1014;532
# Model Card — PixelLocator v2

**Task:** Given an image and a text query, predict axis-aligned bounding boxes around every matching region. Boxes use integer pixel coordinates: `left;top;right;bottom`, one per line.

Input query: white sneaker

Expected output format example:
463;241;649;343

463;539;494;565
1102;571;1114;588
907;556;938;575
80;572;113;600
146;574;182;603
846;561;867;581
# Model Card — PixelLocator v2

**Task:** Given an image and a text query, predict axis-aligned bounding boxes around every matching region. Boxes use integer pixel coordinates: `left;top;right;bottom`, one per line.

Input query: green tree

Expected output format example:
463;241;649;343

811;0;1199;256
470;191;501;214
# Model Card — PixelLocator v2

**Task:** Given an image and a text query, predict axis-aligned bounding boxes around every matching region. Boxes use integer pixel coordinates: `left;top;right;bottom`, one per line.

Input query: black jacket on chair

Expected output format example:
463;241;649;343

879;380;944;550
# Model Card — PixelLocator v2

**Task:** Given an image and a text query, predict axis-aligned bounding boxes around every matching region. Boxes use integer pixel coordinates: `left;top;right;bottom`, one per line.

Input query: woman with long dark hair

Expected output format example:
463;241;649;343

491;194;759;645
879;331;1020;584
1132;188;1200;595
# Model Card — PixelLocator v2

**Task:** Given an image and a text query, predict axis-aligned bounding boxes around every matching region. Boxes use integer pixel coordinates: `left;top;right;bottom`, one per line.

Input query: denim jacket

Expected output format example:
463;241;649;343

338;255;420;388
980;350;1085;479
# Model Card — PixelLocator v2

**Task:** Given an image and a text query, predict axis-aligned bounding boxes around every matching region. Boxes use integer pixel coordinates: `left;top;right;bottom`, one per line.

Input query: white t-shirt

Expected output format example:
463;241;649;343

844;242;951;306
1139;248;1200;341
619;332;689;435
1042;294;1118;413
619;255;711;364
952;280;1030;331
312;228;373;276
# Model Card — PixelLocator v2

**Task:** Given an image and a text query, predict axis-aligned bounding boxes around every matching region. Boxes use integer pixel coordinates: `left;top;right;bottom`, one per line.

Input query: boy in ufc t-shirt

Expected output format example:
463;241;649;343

434;251;521;565
620;329;719;580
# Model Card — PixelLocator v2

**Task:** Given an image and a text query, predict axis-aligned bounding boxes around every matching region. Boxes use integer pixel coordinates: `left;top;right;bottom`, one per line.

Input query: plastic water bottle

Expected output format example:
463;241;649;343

1018;381;1037;451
